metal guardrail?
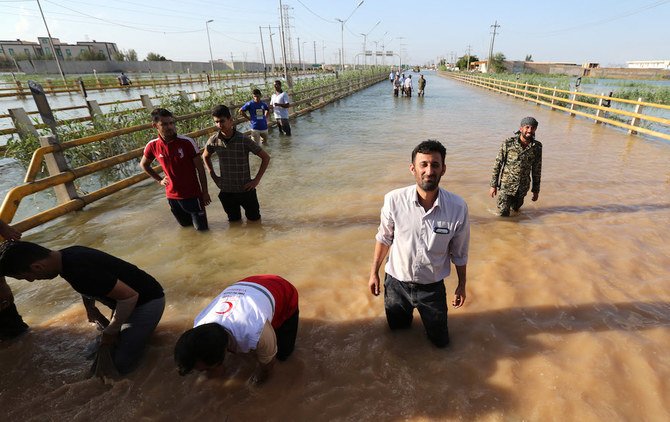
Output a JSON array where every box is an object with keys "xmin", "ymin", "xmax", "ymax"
[
  {"xmin": 0, "ymin": 70, "xmax": 315, "ymax": 98},
  {"xmin": 442, "ymin": 72, "xmax": 670, "ymax": 142},
  {"xmin": 0, "ymin": 72, "xmax": 387, "ymax": 235},
  {"xmin": 0, "ymin": 83, "xmax": 267, "ymax": 137}
]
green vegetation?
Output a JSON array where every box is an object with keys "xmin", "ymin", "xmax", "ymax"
[
  {"xmin": 612, "ymin": 87, "xmax": 670, "ymax": 105},
  {"xmin": 456, "ymin": 54, "xmax": 478, "ymax": 71},
  {"xmin": 3, "ymin": 70, "xmax": 382, "ymax": 192},
  {"xmin": 489, "ymin": 52, "xmax": 506, "ymax": 73},
  {"xmin": 145, "ymin": 52, "xmax": 168, "ymax": 61}
]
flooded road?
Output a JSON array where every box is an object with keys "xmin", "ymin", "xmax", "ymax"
[{"xmin": 2, "ymin": 71, "xmax": 670, "ymax": 421}]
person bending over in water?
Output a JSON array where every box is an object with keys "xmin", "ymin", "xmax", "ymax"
[
  {"xmin": 0, "ymin": 240, "xmax": 165, "ymax": 375},
  {"xmin": 174, "ymin": 274, "xmax": 299, "ymax": 385}
]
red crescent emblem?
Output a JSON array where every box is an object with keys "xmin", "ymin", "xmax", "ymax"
[{"xmin": 215, "ymin": 301, "xmax": 233, "ymax": 315}]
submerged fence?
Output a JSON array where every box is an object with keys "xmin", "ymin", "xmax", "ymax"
[
  {"xmin": 0, "ymin": 71, "xmax": 387, "ymax": 236},
  {"xmin": 443, "ymin": 72, "xmax": 670, "ymax": 142},
  {"xmin": 0, "ymin": 70, "xmax": 317, "ymax": 99}
]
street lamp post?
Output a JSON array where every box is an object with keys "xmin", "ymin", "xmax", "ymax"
[
  {"xmin": 360, "ymin": 20, "xmax": 380, "ymax": 69},
  {"xmin": 335, "ymin": 0, "xmax": 364, "ymax": 72},
  {"xmin": 206, "ymin": 19, "xmax": 214, "ymax": 73}
]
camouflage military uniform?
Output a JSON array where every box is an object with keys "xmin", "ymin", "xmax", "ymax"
[{"xmin": 490, "ymin": 134, "xmax": 542, "ymax": 216}]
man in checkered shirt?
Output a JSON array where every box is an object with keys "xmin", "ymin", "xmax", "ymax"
[{"xmin": 202, "ymin": 105, "xmax": 271, "ymax": 223}]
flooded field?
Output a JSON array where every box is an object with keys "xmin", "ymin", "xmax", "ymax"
[{"xmin": 1, "ymin": 71, "xmax": 670, "ymax": 421}]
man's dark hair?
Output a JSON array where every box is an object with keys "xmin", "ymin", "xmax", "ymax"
[
  {"xmin": 0, "ymin": 241, "xmax": 51, "ymax": 277},
  {"xmin": 151, "ymin": 108, "xmax": 173, "ymax": 123},
  {"xmin": 252, "ymin": 89, "xmax": 262, "ymax": 96},
  {"xmin": 211, "ymin": 104, "xmax": 232, "ymax": 119},
  {"xmin": 411, "ymin": 140, "xmax": 446, "ymax": 164},
  {"xmin": 174, "ymin": 323, "xmax": 229, "ymax": 376}
]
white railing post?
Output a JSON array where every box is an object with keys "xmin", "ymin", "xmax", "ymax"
[
  {"xmin": 550, "ymin": 87, "xmax": 557, "ymax": 110},
  {"xmin": 629, "ymin": 97, "xmax": 643, "ymax": 135},
  {"xmin": 594, "ymin": 93, "xmax": 604, "ymax": 123},
  {"xmin": 522, "ymin": 82, "xmax": 528, "ymax": 100}
]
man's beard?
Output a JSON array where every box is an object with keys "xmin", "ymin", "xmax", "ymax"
[
  {"xmin": 420, "ymin": 178, "xmax": 440, "ymax": 191},
  {"xmin": 521, "ymin": 133, "xmax": 535, "ymax": 142}
]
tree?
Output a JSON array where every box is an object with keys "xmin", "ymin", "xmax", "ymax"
[
  {"xmin": 525, "ymin": 54, "xmax": 533, "ymax": 62},
  {"xmin": 77, "ymin": 50, "xmax": 107, "ymax": 61},
  {"xmin": 112, "ymin": 51, "xmax": 125, "ymax": 61},
  {"xmin": 145, "ymin": 52, "xmax": 167, "ymax": 61},
  {"xmin": 490, "ymin": 52, "xmax": 507, "ymax": 73},
  {"xmin": 126, "ymin": 49, "xmax": 138, "ymax": 61},
  {"xmin": 456, "ymin": 54, "xmax": 478, "ymax": 71}
]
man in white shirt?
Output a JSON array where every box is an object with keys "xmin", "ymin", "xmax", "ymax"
[
  {"xmin": 368, "ymin": 140, "xmax": 470, "ymax": 347},
  {"xmin": 270, "ymin": 80, "xmax": 291, "ymax": 136},
  {"xmin": 403, "ymin": 74, "xmax": 413, "ymax": 97}
]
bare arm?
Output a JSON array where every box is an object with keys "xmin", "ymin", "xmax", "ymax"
[
  {"xmin": 193, "ymin": 154, "xmax": 211, "ymax": 205},
  {"xmin": 202, "ymin": 147, "xmax": 221, "ymax": 187},
  {"xmin": 243, "ymin": 149, "xmax": 271, "ymax": 191},
  {"xmin": 100, "ymin": 280, "xmax": 139, "ymax": 344},
  {"xmin": 368, "ymin": 242, "xmax": 390, "ymax": 296},
  {"xmin": 452, "ymin": 264, "xmax": 467, "ymax": 308},
  {"xmin": 81, "ymin": 295, "xmax": 109, "ymax": 329},
  {"xmin": 0, "ymin": 220, "xmax": 21, "ymax": 241},
  {"xmin": 139, "ymin": 155, "xmax": 168, "ymax": 186},
  {"xmin": 239, "ymin": 107, "xmax": 250, "ymax": 122}
]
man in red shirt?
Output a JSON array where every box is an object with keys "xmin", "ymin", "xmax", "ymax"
[{"xmin": 140, "ymin": 108, "xmax": 211, "ymax": 230}]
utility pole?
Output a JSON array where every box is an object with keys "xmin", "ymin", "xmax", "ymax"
[
  {"xmin": 278, "ymin": 0, "xmax": 291, "ymax": 86},
  {"xmin": 36, "ymin": 0, "xmax": 66, "ymax": 84},
  {"xmin": 313, "ymin": 41, "xmax": 317, "ymax": 66},
  {"xmin": 206, "ymin": 20, "xmax": 215, "ymax": 73},
  {"xmin": 259, "ymin": 26, "xmax": 268, "ymax": 79},
  {"xmin": 297, "ymin": 36, "xmax": 301, "ymax": 73},
  {"xmin": 488, "ymin": 20, "xmax": 500, "ymax": 72},
  {"xmin": 397, "ymin": 36, "xmax": 405, "ymax": 70},
  {"xmin": 465, "ymin": 45, "xmax": 471, "ymax": 72},
  {"xmin": 268, "ymin": 25, "xmax": 277, "ymax": 75}
]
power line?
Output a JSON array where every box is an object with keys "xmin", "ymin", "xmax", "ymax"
[
  {"xmin": 44, "ymin": 0, "xmax": 203, "ymax": 34},
  {"xmin": 294, "ymin": 0, "xmax": 332, "ymax": 23},
  {"xmin": 517, "ymin": 0, "xmax": 670, "ymax": 37}
]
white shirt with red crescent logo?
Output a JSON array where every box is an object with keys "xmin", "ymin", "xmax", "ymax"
[{"xmin": 193, "ymin": 282, "xmax": 275, "ymax": 353}]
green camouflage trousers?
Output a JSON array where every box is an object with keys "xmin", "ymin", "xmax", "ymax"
[{"xmin": 497, "ymin": 191, "xmax": 526, "ymax": 216}]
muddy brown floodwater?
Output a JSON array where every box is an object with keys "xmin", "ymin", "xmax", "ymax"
[{"xmin": 2, "ymin": 72, "xmax": 670, "ymax": 421}]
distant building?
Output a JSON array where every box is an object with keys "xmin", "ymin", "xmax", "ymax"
[
  {"xmin": 37, "ymin": 37, "xmax": 89, "ymax": 60},
  {"xmin": 76, "ymin": 40, "xmax": 120, "ymax": 60},
  {"xmin": 471, "ymin": 60, "xmax": 488, "ymax": 73},
  {"xmin": 0, "ymin": 37, "xmax": 119, "ymax": 61},
  {"xmin": 0, "ymin": 39, "xmax": 41, "ymax": 60},
  {"xmin": 626, "ymin": 60, "xmax": 670, "ymax": 70}
]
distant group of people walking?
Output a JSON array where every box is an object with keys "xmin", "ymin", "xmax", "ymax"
[
  {"xmin": 390, "ymin": 70, "xmax": 426, "ymax": 97},
  {"xmin": 0, "ymin": 70, "xmax": 543, "ymax": 393}
]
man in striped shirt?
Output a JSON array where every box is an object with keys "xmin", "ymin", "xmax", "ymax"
[{"xmin": 368, "ymin": 140, "xmax": 470, "ymax": 348}]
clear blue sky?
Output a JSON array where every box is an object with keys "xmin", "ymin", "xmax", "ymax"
[{"xmin": 1, "ymin": 0, "xmax": 669, "ymax": 67}]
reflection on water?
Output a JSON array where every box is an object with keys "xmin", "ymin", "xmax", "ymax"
[{"xmin": 2, "ymin": 72, "xmax": 670, "ymax": 420}]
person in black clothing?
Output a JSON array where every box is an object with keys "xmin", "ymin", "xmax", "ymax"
[
  {"xmin": 0, "ymin": 220, "xmax": 28, "ymax": 341},
  {"xmin": 0, "ymin": 241, "xmax": 165, "ymax": 375}
]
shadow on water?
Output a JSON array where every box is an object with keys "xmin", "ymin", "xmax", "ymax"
[
  {"xmin": 525, "ymin": 202, "xmax": 670, "ymax": 217},
  {"xmin": 2, "ymin": 301, "xmax": 669, "ymax": 421}
]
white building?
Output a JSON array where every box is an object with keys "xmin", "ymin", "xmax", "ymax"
[{"xmin": 626, "ymin": 60, "xmax": 670, "ymax": 70}]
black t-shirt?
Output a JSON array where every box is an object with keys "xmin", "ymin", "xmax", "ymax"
[{"xmin": 59, "ymin": 246, "xmax": 164, "ymax": 308}]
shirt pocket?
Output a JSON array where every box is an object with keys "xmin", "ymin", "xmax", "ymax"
[{"xmin": 427, "ymin": 220, "xmax": 454, "ymax": 253}]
